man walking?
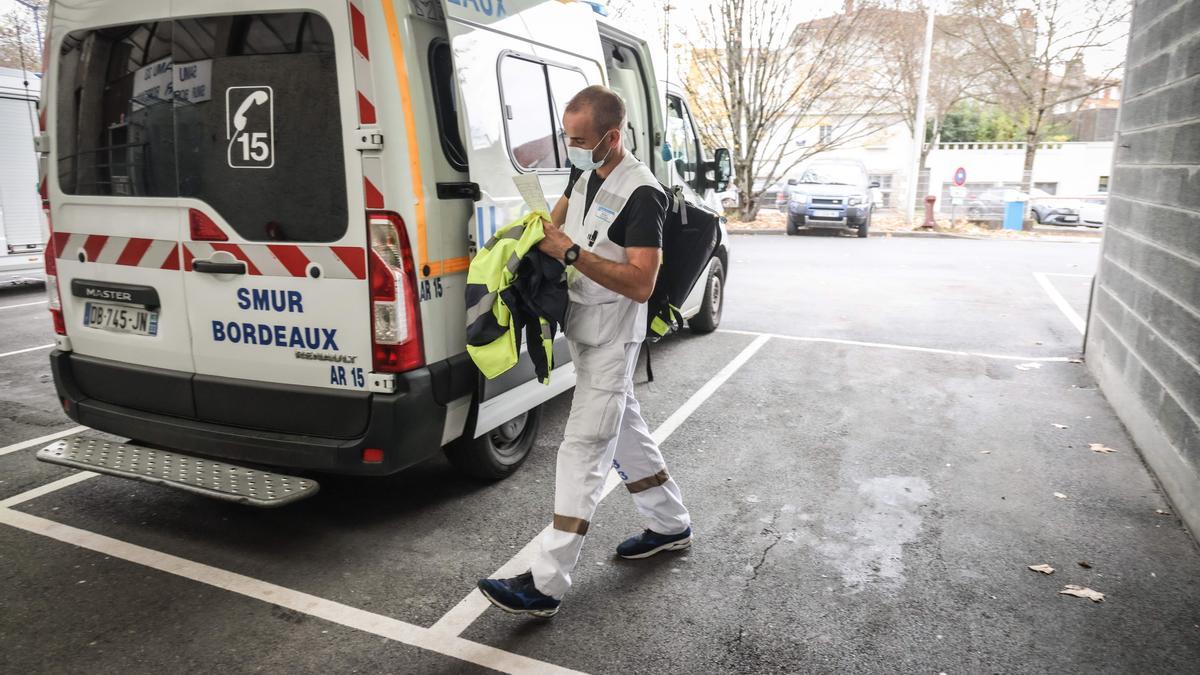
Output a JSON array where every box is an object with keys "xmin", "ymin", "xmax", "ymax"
[{"xmin": 478, "ymin": 86, "xmax": 692, "ymax": 617}]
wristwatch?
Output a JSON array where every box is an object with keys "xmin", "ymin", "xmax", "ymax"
[{"xmin": 563, "ymin": 244, "xmax": 581, "ymax": 266}]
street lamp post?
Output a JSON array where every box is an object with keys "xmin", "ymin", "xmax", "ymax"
[
  {"xmin": 12, "ymin": 0, "xmax": 45, "ymax": 62},
  {"xmin": 904, "ymin": 3, "xmax": 936, "ymax": 226}
]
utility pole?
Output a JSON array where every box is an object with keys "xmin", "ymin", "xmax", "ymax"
[
  {"xmin": 13, "ymin": 0, "xmax": 45, "ymax": 64},
  {"xmin": 904, "ymin": 3, "xmax": 936, "ymax": 225}
]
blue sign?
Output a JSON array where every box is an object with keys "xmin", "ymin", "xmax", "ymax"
[{"xmin": 954, "ymin": 167, "xmax": 966, "ymax": 186}]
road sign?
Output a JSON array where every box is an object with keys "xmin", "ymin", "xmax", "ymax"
[{"xmin": 953, "ymin": 167, "xmax": 966, "ymax": 186}]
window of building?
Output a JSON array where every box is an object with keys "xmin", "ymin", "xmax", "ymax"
[
  {"xmin": 868, "ymin": 173, "xmax": 893, "ymax": 207},
  {"xmin": 1098, "ymin": 176, "xmax": 1109, "ymax": 193},
  {"xmin": 498, "ymin": 54, "xmax": 586, "ymax": 171},
  {"xmin": 1034, "ymin": 182, "xmax": 1058, "ymax": 195},
  {"xmin": 819, "ymin": 124, "xmax": 833, "ymax": 144}
]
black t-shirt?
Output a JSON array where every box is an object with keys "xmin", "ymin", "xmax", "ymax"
[{"xmin": 564, "ymin": 166, "xmax": 665, "ymax": 248}]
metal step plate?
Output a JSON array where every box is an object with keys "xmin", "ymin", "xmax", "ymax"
[{"xmin": 37, "ymin": 436, "xmax": 319, "ymax": 507}]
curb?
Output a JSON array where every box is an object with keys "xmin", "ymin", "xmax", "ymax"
[{"xmin": 728, "ymin": 229, "xmax": 976, "ymax": 240}]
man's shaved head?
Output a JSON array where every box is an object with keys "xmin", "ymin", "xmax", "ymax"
[{"xmin": 564, "ymin": 85, "xmax": 625, "ymax": 136}]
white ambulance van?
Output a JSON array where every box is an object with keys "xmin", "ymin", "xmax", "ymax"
[
  {"xmin": 37, "ymin": 0, "xmax": 732, "ymax": 505},
  {"xmin": 0, "ymin": 67, "xmax": 44, "ymax": 284}
]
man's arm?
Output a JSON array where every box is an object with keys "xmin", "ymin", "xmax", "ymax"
[
  {"xmin": 573, "ymin": 246, "xmax": 659, "ymax": 303},
  {"xmin": 537, "ymin": 220, "xmax": 659, "ymax": 303},
  {"xmin": 550, "ymin": 195, "xmax": 568, "ymax": 229}
]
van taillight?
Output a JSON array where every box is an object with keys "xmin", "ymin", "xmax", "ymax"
[
  {"xmin": 43, "ymin": 214, "xmax": 65, "ymax": 335},
  {"xmin": 368, "ymin": 212, "xmax": 423, "ymax": 372}
]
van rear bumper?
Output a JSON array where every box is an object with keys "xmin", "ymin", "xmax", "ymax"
[{"xmin": 49, "ymin": 351, "xmax": 457, "ymax": 476}]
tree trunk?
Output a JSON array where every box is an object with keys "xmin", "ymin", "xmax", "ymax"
[
  {"xmin": 919, "ymin": 120, "xmax": 940, "ymax": 173},
  {"xmin": 1021, "ymin": 130, "xmax": 1037, "ymax": 193},
  {"xmin": 735, "ymin": 160, "xmax": 757, "ymax": 221}
]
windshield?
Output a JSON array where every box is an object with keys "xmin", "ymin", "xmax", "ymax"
[{"xmin": 796, "ymin": 163, "xmax": 864, "ymax": 186}]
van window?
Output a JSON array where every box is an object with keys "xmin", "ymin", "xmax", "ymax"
[
  {"xmin": 600, "ymin": 39, "xmax": 651, "ymax": 161},
  {"xmin": 665, "ymin": 95, "xmax": 700, "ymax": 189},
  {"xmin": 56, "ymin": 13, "xmax": 348, "ymax": 243},
  {"xmin": 429, "ymin": 40, "xmax": 468, "ymax": 172},
  {"xmin": 499, "ymin": 54, "xmax": 587, "ymax": 171}
]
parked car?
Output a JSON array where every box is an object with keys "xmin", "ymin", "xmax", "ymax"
[
  {"xmin": 1028, "ymin": 188, "xmax": 1081, "ymax": 225},
  {"xmin": 1079, "ymin": 195, "xmax": 1107, "ymax": 227},
  {"xmin": 965, "ymin": 187, "xmax": 1029, "ymax": 221},
  {"xmin": 781, "ymin": 159, "xmax": 878, "ymax": 237}
]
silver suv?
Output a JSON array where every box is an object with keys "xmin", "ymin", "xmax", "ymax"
[{"xmin": 778, "ymin": 159, "xmax": 877, "ymax": 238}]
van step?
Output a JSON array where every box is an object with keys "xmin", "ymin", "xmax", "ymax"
[{"xmin": 36, "ymin": 436, "xmax": 319, "ymax": 507}]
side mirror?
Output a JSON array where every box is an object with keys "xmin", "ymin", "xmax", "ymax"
[
  {"xmin": 869, "ymin": 181, "xmax": 880, "ymax": 189},
  {"xmin": 787, "ymin": 178, "xmax": 798, "ymax": 186},
  {"xmin": 710, "ymin": 147, "xmax": 733, "ymax": 191}
]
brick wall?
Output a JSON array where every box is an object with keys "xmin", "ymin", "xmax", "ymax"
[{"xmin": 1086, "ymin": 0, "xmax": 1200, "ymax": 535}]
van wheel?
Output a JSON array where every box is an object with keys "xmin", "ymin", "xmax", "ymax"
[
  {"xmin": 689, "ymin": 258, "xmax": 724, "ymax": 334},
  {"xmin": 444, "ymin": 406, "xmax": 542, "ymax": 481}
]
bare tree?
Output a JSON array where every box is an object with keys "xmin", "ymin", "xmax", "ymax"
[
  {"xmin": 686, "ymin": 0, "xmax": 900, "ymax": 220},
  {"xmin": 0, "ymin": 1, "xmax": 46, "ymax": 72},
  {"xmin": 875, "ymin": 2, "xmax": 997, "ymax": 171},
  {"xmin": 945, "ymin": 0, "xmax": 1129, "ymax": 190}
]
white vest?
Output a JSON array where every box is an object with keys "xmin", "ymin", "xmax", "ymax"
[{"xmin": 563, "ymin": 152, "xmax": 664, "ymax": 346}]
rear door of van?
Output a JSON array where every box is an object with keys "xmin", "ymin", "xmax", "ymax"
[{"xmin": 50, "ymin": 3, "xmax": 375, "ymax": 432}]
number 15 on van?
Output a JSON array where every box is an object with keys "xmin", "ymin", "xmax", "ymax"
[{"xmin": 226, "ymin": 85, "xmax": 275, "ymax": 169}]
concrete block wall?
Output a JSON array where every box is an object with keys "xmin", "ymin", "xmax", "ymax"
[{"xmin": 1086, "ymin": 0, "xmax": 1200, "ymax": 536}]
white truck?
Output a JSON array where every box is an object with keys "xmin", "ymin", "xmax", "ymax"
[
  {"xmin": 35, "ymin": 0, "xmax": 733, "ymax": 506},
  {"xmin": 0, "ymin": 66, "xmax": 44, "ymax": 284}
]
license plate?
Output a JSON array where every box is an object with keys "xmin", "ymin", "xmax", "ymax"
[
  {"xmin": 1062, "ymin": 215, "xmax": 1078, "ymax": 222},
  {"xmin": 83, "ymin": 302, "xmax": 158, "ymax": 336},
  {"xmin": 813, "ymin": 209, "xmax": 840, "ymax": 218}
]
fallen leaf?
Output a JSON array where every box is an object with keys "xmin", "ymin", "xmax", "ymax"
[
  {"xmin": 1078, "ymin": 561, "xmax": 1092, "ymax": 569},
  {"xmin": 1059, "ymin": 585, "xmax": 1105, "ymax": 602},
  {"xmin": 1015, "ymin": 362, "xmax": 1043, "ymax": 371},
  {"xmin": 980, "ymin": 450, "xmax": 991, "ymax": 454},
  {"xmin": 1028, "ymin": 564, "xmax": 1056, "ymax": 574},
  {"xmin": 1068, "ymin": 357, "xmax": 1084, "ymax": 364},
  {"xmin": 1089, "ymin": 443, "xmax": 1117, "ymax": 454},
  {"xmin": 1053, "ymin": 424, "xmax": 1069, "ymax": 429},
  {"xmin": 1054, "ymin": 492, "xmax": 1068, "ymax": 499},
  {"xmin": 1155, "ymin": 509, "xmax": 1172, "ymax": 516}
]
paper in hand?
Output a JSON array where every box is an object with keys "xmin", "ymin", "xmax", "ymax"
[{"xmin": 512, "ymin": 173, "xmax": 549, "ymax": 213}]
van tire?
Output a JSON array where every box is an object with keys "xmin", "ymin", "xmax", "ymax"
[
  {"xmin": 444, "ymin": 406, "xmax": 542, "ymax": 481},
  {"xmin": 689, "ymin": 258, "xmax": 724, "ymax": 334}
]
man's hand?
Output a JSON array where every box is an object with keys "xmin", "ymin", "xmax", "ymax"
[{"xmin": 537, "ymin": 219, "xmax": 574, "ymax": 261}]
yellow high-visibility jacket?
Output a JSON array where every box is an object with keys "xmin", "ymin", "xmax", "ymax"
[{"xmin": 465, "ymin": 210, "xmax": 559, "ymax": 383}]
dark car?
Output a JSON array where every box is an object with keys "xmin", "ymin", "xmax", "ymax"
[{"xmin": 780, "ymin": 160, "xmax": 877, "ymax": 238}]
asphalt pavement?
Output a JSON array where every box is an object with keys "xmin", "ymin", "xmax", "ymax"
[{"xmin": 2, "ymin": 235, "xmax": 1198, "ymax": 674}]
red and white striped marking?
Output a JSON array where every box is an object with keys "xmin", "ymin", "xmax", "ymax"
[
  {"xmin": 349, "ymin": 0, "xmax": 377, "ymax": 126},
  {"xmin": 54, "ymin": 233, "xmax": 180, "ymax": 270},
  {"xmin": 348, "ymin": 0, "xmax": 387, "ymax": 210},
  {"xmin": 52, "ymin": 233, "xmax": 364, "ymax": 280},
  {"xmin": 183, "ymin": 242, "xmax": 366, "ymax": 280}
]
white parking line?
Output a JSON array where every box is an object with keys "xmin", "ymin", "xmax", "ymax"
[
  {"xmin": 0, "ymin": 471, "xmax": 97, "ymax": 508},
  {"xmin": 0, "ymin": 343, "xmax": 54, "ymax": 359},
  {"xmin": 0, "ymin": 425, "xmax": 88, "ymax": 458},
  {"xmin": 0, "ymin": 506, "xmax": 583, "ymax": 674},
  {"xmin": 717, "ymin": 329, "xmax": 1075, "ymax": 362},
  {"xmin": 431, "ymin": 334, "xmax": 774, "ymax": 636},
  {"xmin": 1033, "ymin": 272, "xmax": 1087, "ymax": 335},
  {"xmin": 0, "ymin": 300, "xmax": 47, "ymax": 310}
]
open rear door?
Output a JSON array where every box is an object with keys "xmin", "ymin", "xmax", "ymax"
[{"xmin": 438, "ymin": 0, "xmax": 606, "ymax": 434}]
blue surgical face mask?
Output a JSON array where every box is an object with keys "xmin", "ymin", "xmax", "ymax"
[{"xmin": 567, "ymin": 130, "xmax": 613, "ymax": 171}]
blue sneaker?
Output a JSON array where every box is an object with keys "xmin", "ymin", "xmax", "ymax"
[
  {"xmin": 477, "ymin": 572, "xmax": 561, "ymax": 618},
  {"xmin": 616, "ymin": 527, "xmax": 692, "ymax": 559}
]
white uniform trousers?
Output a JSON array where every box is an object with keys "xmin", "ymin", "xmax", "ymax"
[{"xmin": 529, "ymin": 339, "xmax": 691, "ymax": 599}]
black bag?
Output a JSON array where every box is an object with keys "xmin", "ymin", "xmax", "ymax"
[{"xmin": 646, "ymin": 185, "xmax": 722, "ymax": 340}]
